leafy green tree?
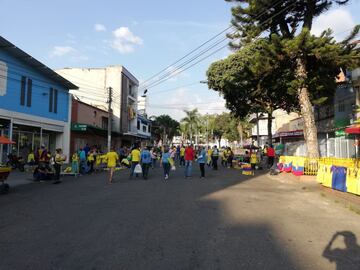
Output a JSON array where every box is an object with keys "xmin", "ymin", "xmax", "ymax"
[
  {"xmin": 181, "ymin": 109, "xmax": 201, "ymax": 143},
  {"xmin": 207, "ymin": 37, "xmax": 297, "ymax": 143},
  {"xmin": 225, "ymin": 0, "xmax": 360, "ymax": 157},
  {"xmin": 151, "ymin": 115, "xmax": 180, "ymax": 144}
]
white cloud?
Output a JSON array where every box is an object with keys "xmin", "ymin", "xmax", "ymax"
[
  {"xmin": 111, "ymin": 27, "xmax": 143, "ymax": 54},
  {"xmin": 312, "ymin": 8, "xmax": 355, "ymax": 40},
  {"xmin": 49, "ymin": 46, "xmax": 88, "ymax": 62},
  {"xmin": 50, "ymin": 46, "xmax": 76, "ymax": 57},
  {"xmin": 94, "ymin": 23, "xmax": 107, "ymax": 32}
]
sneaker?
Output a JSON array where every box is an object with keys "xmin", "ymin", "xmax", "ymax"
[{"xmin": 165, "ymin": 175, "xmax": 169, "ymax": 180}]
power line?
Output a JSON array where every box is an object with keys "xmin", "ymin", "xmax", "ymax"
[
  {"xmin": 139, "ymin": 34, "xmax": 233, "ymax": 90},
  {"xmin": 147, "ymin": 81, "xmax": 201, "ymax": 95},
  {"xmin": 139, "ymin": 25, "xmax": 234, "ymax": 88},
  {"xmin": 139, "ymin": 0, "xmax": 294, "ymax": 92}
]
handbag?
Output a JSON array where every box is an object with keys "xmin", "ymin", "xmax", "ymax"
[
  {"xmin": 171, "ymin": 165, "xmax": 176, "ymax": 171},
  {"xmin": 134, "ymin": 164, "xmax": 142, "ymax": 174}
]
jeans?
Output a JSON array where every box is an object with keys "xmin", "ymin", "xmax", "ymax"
[
  {"xmin": 54, "ymin": 163, "xmax": 61, "ymax": 180},
  {"xmin": 199, "ymin": 163, "xmax": 205, "ymax": 177},
  {"xmin": 152, "ymin": 158, "xmax": 157, "ymax": 168},
  {"xmin": 180, "ymin": 156, "xmax": 185, "ymax": 166},
  {"xmin": 185, "ymin": 160, "xmax": 192, "ymax": 177},
  {"xmin": 130, "ymin": 161, "xmax": 139, "ymax": 177},
  {"xmin": 212, "ymin": 156, "xmax": 218, "ymax": 170},
  {"xmin": 142, "ymin": 163, "xmax": 150, "ymax": 179},
  {"xmin": 163, "ymin": 163, "xmax": 171, "ymax": 177}
]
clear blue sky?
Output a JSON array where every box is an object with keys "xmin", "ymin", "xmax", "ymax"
[{"xmin": 1, "ymin": 0, "xmax": 360, "ymax": 120}]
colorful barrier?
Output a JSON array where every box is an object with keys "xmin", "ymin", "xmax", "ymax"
[{"xmin": 279, "ymin": 156, "xmax": 360, "ymax": 196}]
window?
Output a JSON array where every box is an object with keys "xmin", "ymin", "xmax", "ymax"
[
  {"xmin": 101, "ymin": 117, "xmax": 108, "ymax": 130},
  {"xmin": 338, "ymin": 101, "xmax": 345, "ymax": 112},
  {"xmin": 137, "ymin": 120, "xmax": 140, "ymax": 130},
  {"xmin": 143, "ymin": 125, "xmax": 147, "ymax": 133},
  {"xmin": 49, "ymin": 88, "xmax": 58, "ymax": 113},
  {"xmin": 20, "ymin": 76, "xmax": 26, "ymax": 105},
  {"xmin": 0, "ymin": 61, "xmax": 8, "ymax": 96},
  {"xmin": 54, "ymin": 89, "xmax": 58, "ymax": 113},
  {"xmin": 26, "ymin": 78, "xmax": 32, "ymax": 107},
  {"xmin": 49, "ymin": 88, "xmax": 53, "ymax": 112}
]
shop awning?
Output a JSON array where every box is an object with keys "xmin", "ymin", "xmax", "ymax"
[
  {"xmin": 345, "ymin": 125, "xmax": 360, "ymax": 134},
  {"xmin": 0, "ymin": 136, "xmax": 15, "ymax": 144}
]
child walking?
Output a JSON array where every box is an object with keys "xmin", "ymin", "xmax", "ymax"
[
  {"xmin": 161, "ymin": 147, "xmax": 171, "ymax": 180},
  {"xmin": 250, "ymin": 150, "xmax": 258, "ymax": 175}
]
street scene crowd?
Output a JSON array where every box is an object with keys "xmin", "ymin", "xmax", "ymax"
[{"xmin": 11, "ymin": 141, "xmax": 283, "ymax": 185}]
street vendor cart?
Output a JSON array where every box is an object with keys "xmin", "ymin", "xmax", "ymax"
[{"xmin": 0, "ymin": 136, "xmax": 15, "ymax": 194}]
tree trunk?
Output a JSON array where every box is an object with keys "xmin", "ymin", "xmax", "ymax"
[
  {"xmin": 295, "ymin": 57, "xmax": 319, "ymax": 158},
  {"xmin": 237, "ymin": 123, "xmax": 243, "ymax": 146},
  {"xmin": 218, "ymin": 136, "xmax": 222, "ymax": 148},
  {"xmin": 267, "ymin": 112, "xmax": 273, "ymax": 145}
]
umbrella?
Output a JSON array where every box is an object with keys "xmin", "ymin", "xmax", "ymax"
[
  {"xmin": 0, "ymin": 136, "xmax": 15, "ymax": 144},
  {"xmin": 345, "ymin": 125, "xmax": 360, "ymax": 134}
]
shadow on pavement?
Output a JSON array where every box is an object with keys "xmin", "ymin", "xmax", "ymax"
[
  {"xmin": 0, "ymin": 166, "xmax": 300, "ymax": 269},
  {"xmin": 323, "ymin": 231, "xmax": 360, "ymax": 269}
]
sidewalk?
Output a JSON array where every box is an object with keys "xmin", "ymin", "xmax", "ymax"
[
  {"xmin": 4, "ymin": 170, "xmax": 34, "ymax": 188},
  {"xmin": 277, "ymin": 171, "xmax": 360, "ymax": 214}
]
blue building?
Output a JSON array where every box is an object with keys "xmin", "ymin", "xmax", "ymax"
[{"xmin": 0, "ymin": 36, "xmax": 78, "ymax": 163}]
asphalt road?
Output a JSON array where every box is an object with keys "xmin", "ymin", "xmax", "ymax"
[{"xmin": 1, "ymin": 164, "xmax": 360, "ymax": 270}]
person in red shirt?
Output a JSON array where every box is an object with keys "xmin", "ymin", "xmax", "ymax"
[
  {"xmin": 184, "ymin": 144, "xmax": 195, "ymax": 178},
  {"xmin": 267, "ymin": 145, "xmax": 275, "ymax": 168}
]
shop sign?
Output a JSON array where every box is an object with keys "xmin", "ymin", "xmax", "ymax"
[
  {"xmin": 275, "ymin": 130, "xmax": 303, "ymax": 138},
  {"xmin": 335, "ymin": 129, "xmax": 346, "ymax": 137},
  {"xmin": 72, "ymin": 123, "xmax": 87, "ymax": 131}
]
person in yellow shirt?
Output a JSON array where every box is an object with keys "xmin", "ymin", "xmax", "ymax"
[
  {"xmin": 130, "ymin": 144, "xmax": 141, "ymax": 179},
  {"xmin": 87, "ymin": 150, "xmax": 95, "ymax": 173},
  {"xmin": 250, "ymin": 150, "xmax": 258, "ymax": 175},
  {"xmin": 179, "ymin": 145, "xmax": 185, "ymax": 166},
  {"xmin": 105, "ymin": 147, "xmax": 119, "ymax": 184},
  {"xmin": 71, "ymin": 152, "xmax": 79, "ymax": 173},
  {"xmin": 27, "ymin": 150, "xmax": 35, "ymax": 165},
  {"xmin": 206, "ymin": 146, "xmax": 212, "ymax": 167}
]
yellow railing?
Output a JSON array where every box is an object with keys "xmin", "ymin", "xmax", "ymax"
[{"xmin": 279, "ymin": 156, "xmax": 360, "ymax": 195}]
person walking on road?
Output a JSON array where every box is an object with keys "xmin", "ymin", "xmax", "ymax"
[
  {"xmin": 105, "ymin": 147, "xmax": 119, "ymax": 184},
  {"xmin": 211, "ymin": 145, "xmax": 219, "ymax": 170},
  {"xmin": 161, "ymin": 146, "xmax": 171, "ymax": 180},
  {"xmin": 179, "ymin": 145, "xmax": 185, "ymax": 166},
  {"xmin": 130, "ymin": 144, "xmax": 141, "ymax": 179},
  {"xmin": 267, "ymin": 145, "xmax": 275, "ymax": 168},
  {"xmin": 197, "ymin": 146, "xmax": 207, "ymax": 179},
  {"xmin": 207, "ymin": 146, "xmax": 212, "ymax": 167},
  {"xmin": 184, "ymin": 144, "xmax": 195, "ymax": 178},
  {"xmin": 250, "ymin": 150, "xmax": 258, "ymax": 175},
  {"xmin": 53, "ymin": 148, "xmax": 66, "ymax": 184},
  {"xmin": 141, "ymin": 146, "xmax": 152, "ymax": 180},
  {"xmin": 150, "ymin": 147, "xmax": 158, "ymax": 169}
]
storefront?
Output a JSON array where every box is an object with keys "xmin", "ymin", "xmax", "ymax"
[{"xmin": 0, "ymin": 115, "xmax": 70, "ymax": 163}]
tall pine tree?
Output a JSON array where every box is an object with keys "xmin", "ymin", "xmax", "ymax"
[{"xmin": 225, "ymin": 0, "xmax": 359, "ymax": 158}]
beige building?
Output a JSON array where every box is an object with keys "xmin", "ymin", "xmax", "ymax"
[{"xmin": 56, "ymin": 66, "xmax": 140, "ymax": 145}]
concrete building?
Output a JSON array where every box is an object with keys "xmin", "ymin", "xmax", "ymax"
[
  {"xmin": 136, "ymin": 113, "xmax": 152, "ymax": 147},
  {"xmin": 0, "ymin": 36, "xmax": 77, "ymax": 163},
  {"xmin": 70, "ymin": 98, "xmax": 111, "ymax": 154},
  {"xmin": 249, "ymin": 110, "xmax": 299, "ymax": 147},
  {"xmin": 56, "ymin": 66, "xmax": 140, "ymax": 146}
]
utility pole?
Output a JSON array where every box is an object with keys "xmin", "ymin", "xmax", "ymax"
[
  {"xmin": 256, "ymin": 112, "xmax": 260, "ymax": 146},
  {"xmin": 107, "ymin": 87, "xmax": 113, "ymax": 152}
]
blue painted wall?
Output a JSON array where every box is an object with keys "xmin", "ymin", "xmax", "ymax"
[{"xmin": 0, "ymin": 49, "xmax": 69, "ymax": 122}]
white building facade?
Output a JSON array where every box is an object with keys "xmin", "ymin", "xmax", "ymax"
[{"xmin": 56, "ymin": 66, "xmax": 140, "ymax": 145}]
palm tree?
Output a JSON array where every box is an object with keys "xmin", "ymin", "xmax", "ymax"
[{"xmin": 181, "ymin": 109, "xmax": 200, "ymax": 144}]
